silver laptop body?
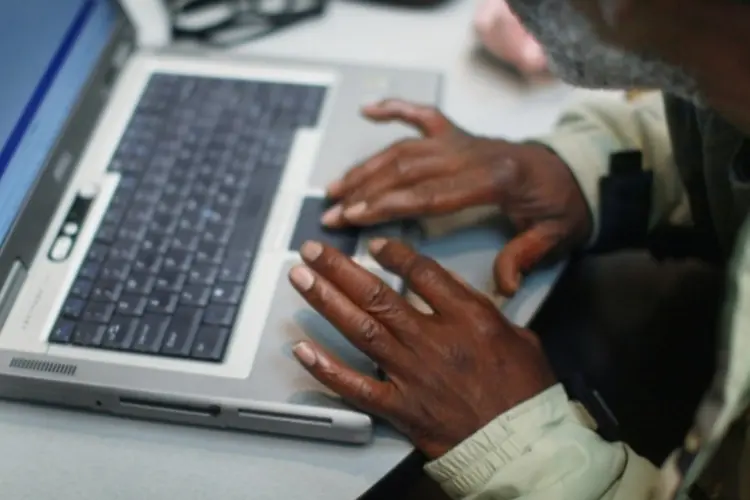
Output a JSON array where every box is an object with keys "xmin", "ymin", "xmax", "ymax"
[{"xmin": 0, "ymin": 0, "xmax": 441, "ymax": 444}]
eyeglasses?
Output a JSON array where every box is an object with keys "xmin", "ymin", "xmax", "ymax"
[{"xmin": 170, "ymin": 0, "xmax": 328, "ymax": 46}]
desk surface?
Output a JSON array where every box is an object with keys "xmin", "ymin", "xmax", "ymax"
[{"xmin": 1, "ymin": 1, "xmax": 606, "ymax": 499}]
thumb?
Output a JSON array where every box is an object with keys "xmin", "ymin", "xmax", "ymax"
[
  {"xmin": 361, "ymin": 99, "xmax": 453, "ymax": 137},
  {"xmin": 493, "ymin": 223, "xmax": 563, "ymax": 296}
]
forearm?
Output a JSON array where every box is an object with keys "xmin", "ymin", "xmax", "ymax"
[{"xmin": 425, "ymin": 384, "xmax": 660, "ymax": 499}]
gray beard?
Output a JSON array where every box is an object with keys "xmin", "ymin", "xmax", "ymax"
[{"xmin": 505, "ymin": 0, "xmax": 702, "ymax": 103}]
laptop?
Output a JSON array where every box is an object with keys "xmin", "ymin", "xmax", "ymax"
[{"xmin": 0, "ymin": 0, "xmax": 441, "ymax": 444}]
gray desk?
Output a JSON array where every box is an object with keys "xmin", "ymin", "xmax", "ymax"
[{"xmin": 0, "ymin": 2, "xmax": 597, "ymax": 498}]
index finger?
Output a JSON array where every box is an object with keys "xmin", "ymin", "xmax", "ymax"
[{"xmin": 326, "ymin": 139, "xmax": 429, "ymax": 200}]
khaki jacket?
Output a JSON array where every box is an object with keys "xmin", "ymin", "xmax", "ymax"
[{"xmin": 423, "ymin": 93, "xmax": 750, "ymax": 499}]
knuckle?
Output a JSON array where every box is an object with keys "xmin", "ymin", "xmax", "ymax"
[
  {"xmin": 390, "ymin": 138, "xmax": 412, "ymax": 156},
  {"xmin": 352, "ymin": 377, "xmax": 377, "ymax": 404},
  {"xmin": 362, "ymin": 281, "xmax": 392, "ymax": 312},
  {"xmin": 355, "ymin": 316, "xmax": 381, "ymax": 344},
  {"xmin": 401, "ymin": 254, "xmax": 439, "ymax": 286},
  {"xmin": 470, "ymin": 307, "xmax": 503, "ymax": 336},
  {"xmin": 411, "ymin": 183, "xmax": 439, "ymax": 209}
]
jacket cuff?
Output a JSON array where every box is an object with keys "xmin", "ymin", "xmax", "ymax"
[
  {"xmin": 424, "ymin": 384, "xmax": 586, "ymax": 498},
  {"xmin": 533, "ymin": 133, "xmax": 619, "ymax": 247}
]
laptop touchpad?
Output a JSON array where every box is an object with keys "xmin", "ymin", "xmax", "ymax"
[{"xmin": 289, "ymin": 197, "xmax": 360, "ymax": 255}]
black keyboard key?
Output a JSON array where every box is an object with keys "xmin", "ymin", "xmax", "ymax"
[
  {"xmin": 125, "ymin": 272, "xmax": 156, "ymax": 295},
  {"xmin": 87, "ymin": 243, "xmax": 109, "ymax": 262},
  {"xmin": 100, "ymin": 259, "xmax": 131, "ymax": 280},
  {"xmin": 133, "ymin": 187, "xmax": 161, "ymax": 206},
  {"xmin": 91, "ymin": 279, "xmax": 124, "ymax": 302},
  {"xmin": 180, "ymin": 284, "xmax": 211, "ymax": 306},
  {"xmin": 103, "ymin": 206, "xmax": 128, "ymax": 226},
  {"xmin": 154, "ymin": 270, "xmax": 186, "ymax": 293},
  {"xmin": 142, "ymin": 231, "xmax": 170, "ymax": 253},
  {"xmin": 109, "ymin": 240, "xmax": 139, "ymax": 261},
  {"xmin": 203, "ymin": 304, "xmax": 236, "ymax": 327},
  {"xmin": 61, "ymin": 297, "xmax": 86, "ymax": 319},
  {"xmin": 72, "ymin": 322, "xmax": 107, "ymax": 346},
  {"xmin": 191, "ymin": 326, "xmax": 230, "ymax": 361},
  {"xmin": 82, "ymin": 302, "xmax": 116, "ymax": 323},
  {"xmin": 70, "ymin": 278, "xmax": 93, "ymax": 299},
  {"xmin": 133, "ymin": 249, "xmax": 163, "ymax": 274},
  {"xmin": 161, "ymin": 307, "xmax": 203, "ymax": 357},
  {"xmin": 102, "ymin": 316, "xmax": 139, "ymax": 350},
  {"xmin": 188, "ymin": 263, "xmax": 219, "ymax": 286},
  {"xmin": 49, "ymin": 319, "xmax": 75, "ymax": 344},
  {"xmin": 132, "ymin": 314, "xmax": 170, "ymax": 353},
  {"xmin": 151, "ymin": 212, "xmax": 179, "ymax": 234},
  {"xmin": 118, "ymin": 220, "xmax": 148, "ymax": 241},
  {"xmin": 218, "ymin": 256, "xmax": 251, "ymax": 283},
  {"xmin": 78, "ymin": 260, "xmax": 101, "ymax": 280},
  {"xmin": 171, "ymin": 229, "xmax": 200, "ymax": 252},
  {"xmin": 95, "ymin": 223, "xmax": 118, "ymax": 244},
  {"xmin": 116, "ymin": 294, "xmax": 148, "ymax": 316},
  {"xmin": 146, "ymin": 291, "xmax": 179, "ymax": 314},
  {"xmin": 211, "ymin": 283, "xmax": 243, "ymax": 305},
  {"xmin": 162, "ymin": 249, "xmax": 193, "ymax": 272},
  {"xmin": 202, "ymin": 222, "xmax": 232, "ymax": 244},
  {"xmin": 195, "ymin": 241, "xmax": 224, "ymax": 265}
]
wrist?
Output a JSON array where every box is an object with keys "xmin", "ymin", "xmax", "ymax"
[{"xmin": 424, "ymin": 384, "xmax": 592, "ymax": 498}]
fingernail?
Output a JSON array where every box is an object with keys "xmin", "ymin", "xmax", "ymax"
[
  {"xmin": 299, "ymin": 241, "xmax": 323, "ymax": 262},
  {"xmin": 293, "ymin": 342, "xmax": 317, "ymax": 367},
  {"xmin": 343, "ymin": 201, "xmax": 367, "ymax": 219},
  {"xmin": 289, "ymin": 265, "xmax": 315, "ymax": 291},
  {"xmin": 326, "ymin": 180, "xmax": 344, "ymax": 196},
  {"xmin": 300, "ymin": 241, "xmax": 323, "ymax": 261},
  {"xmin": 321, "ymin": 204, "xmax": 342, "ymax": 226},
  {"xmin": 369, "ymin": 238, "xmax": 387, "ymax": 254}
]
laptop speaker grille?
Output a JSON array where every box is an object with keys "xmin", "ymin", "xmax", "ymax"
[{"xmin": 9, "ymin": 358, "xmax": 77, "ymax": 376}]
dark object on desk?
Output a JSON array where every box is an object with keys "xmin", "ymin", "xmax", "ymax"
[
  {"xmin": 289, "ymin": 197, "xmax": 361, "ymax": 256},
  {"xmin": 358, "ymin": 0, "xmax": 448, "ymax": 7},
  {"xmin": 169, "ymin": 0, "xmax": 328, "ymax": 46}
]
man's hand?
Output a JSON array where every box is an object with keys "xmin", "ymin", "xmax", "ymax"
[
  {"xmin": 288, "ymin": 239, "xmax": 556, "ymax": 459},
  {"xmin": 322, "ymin": 99, "xmax": 592, "ymax": 295}
]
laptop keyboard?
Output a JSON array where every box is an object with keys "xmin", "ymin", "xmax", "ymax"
[{"xmin": 48, "ymin": 73, "xmax": 326, "ymax": 362}]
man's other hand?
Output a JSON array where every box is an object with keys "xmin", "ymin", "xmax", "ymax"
[
  {"xmin": 322, "ymin": 99, "xmax": 592, "ymax": 295},
  {"xmin": 288, "ymin": 239, "xmax": 556, "ymax": 459}
]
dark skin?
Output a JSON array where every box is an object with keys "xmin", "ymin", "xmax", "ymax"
[
  {"xmin": 289, "ymin": 239, "xmax": 556, "ymax": 458},
  {"xmin": 321, "ymin": 99, "xmax": 592, "ymax": 295},
  {"xmin": 570, "ymin": 0, "xmax": 750, "ymax": 135}
]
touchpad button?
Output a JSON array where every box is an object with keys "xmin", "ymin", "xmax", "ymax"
[{"xmin": 288, "ymin": 197, "xmax": 360, "ymax": 255}]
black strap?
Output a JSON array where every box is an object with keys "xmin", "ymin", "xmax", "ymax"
[
  {"xmin": 591, "ymin": 150, "xmax": 653, "ymax": 254},
  {"xmin": 171, "ymin": 0, "xmax": 327, "ymax": 46}
]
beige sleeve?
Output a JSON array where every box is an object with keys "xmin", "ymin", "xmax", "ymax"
[
  {"xmin": 424, "ymin": 384, "xmax": 662, "ymax": 500},
  {"xmin": 419, "ymin": 92, "xmax": 688, "ymax": 242},
  {"xmin": 537, "ymin": 92, "xmax": 689, "ymax": 244}
]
